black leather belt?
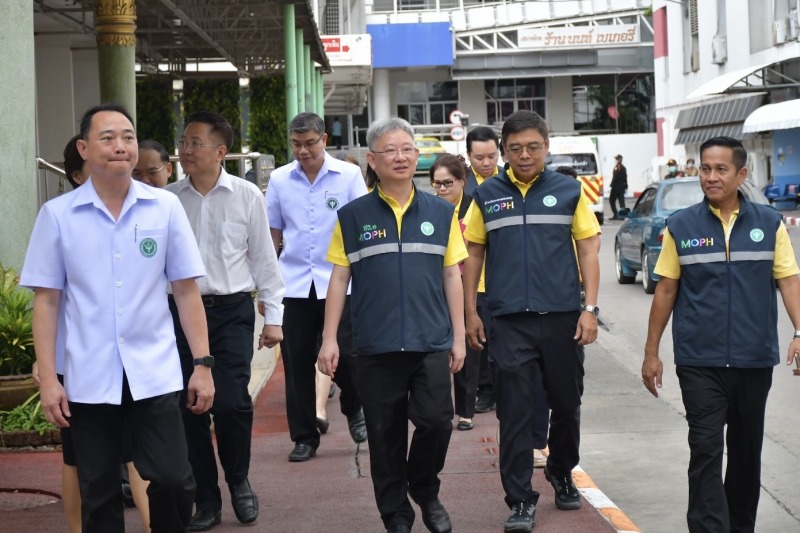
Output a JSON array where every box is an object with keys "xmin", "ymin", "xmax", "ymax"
[{"xmin": 200, "ymin": 292, "xmax": 249, "ymax": 308}]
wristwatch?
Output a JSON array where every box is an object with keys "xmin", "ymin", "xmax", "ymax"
[
  {"xmin": 193, "ymin": 355, "xmax": 215, "ymax": 368},
  {"xmin": 793, "ymin": 330, "xmax": 800, "ymax": 339},
  {"xmin": 581, "ymin": 304, "xmax": 600, "ymax": 317}
]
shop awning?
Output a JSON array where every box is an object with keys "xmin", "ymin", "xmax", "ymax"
[
  {"xmin": 742, "ymin": 99, "xmax": 800, "ymax": 133},
  {"xmin": 674, "ymin": 93, "xmax": 765, "ymax": 145},
  {"xmin": 686, "ymin": 62, "xmax": 772, "ymax": 100}
]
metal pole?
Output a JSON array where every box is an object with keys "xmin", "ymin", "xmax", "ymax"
[{"xmin": 283, "ymin": 5, "xmax": 298, "ymax": 159}]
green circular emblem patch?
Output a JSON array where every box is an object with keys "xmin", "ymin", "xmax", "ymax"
[
  {"xmin": 420, "ymin": 222, "xmax": 435, "ymax": 236},
  {"xmin": 543, "ymin": 195, "xmax": 557, "ymax": 207},
  {"xmin": 139, "ymin": 237, "xmax": 157, "ymax": 258},
  {"xmin": 326, "ymin": 197, "xmax": 340, "ymax": 210},
  {"xmin": 750, "ymin": 228, "xmax": 764, "ymax": 242}
]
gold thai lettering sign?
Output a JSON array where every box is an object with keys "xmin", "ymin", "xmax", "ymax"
[{"xmin": 518, "ymin": 25, "xmax": 640, "ymax": 50}]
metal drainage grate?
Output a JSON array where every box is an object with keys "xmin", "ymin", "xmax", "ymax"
[{"xmin": 0, "ymin": 488, "xmax": 61, "ymax": 511}]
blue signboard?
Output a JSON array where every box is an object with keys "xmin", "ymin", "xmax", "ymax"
[{"xmin": 367, "ymin": 22, "xmax": 454, "ymax": 68}]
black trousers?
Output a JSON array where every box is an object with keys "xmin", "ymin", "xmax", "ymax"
[
  {"xmin": 281, "ymin": 285, "xmax": 360, "ymax": 449},
  {"xmin": 476, "ymin": 296, "xmax": 495, "ymax": 399},
  {"xmin": 69, "ymin": 376, "xmax": 195, "ymax": 533},
  {"xmin": 609, "ymin": 188, "xmax": 626, "ymax": 217},
  {"xmin": 358, "ymin": 351, "xmax": 454, "ymax": 529},
  {"xmin": 676, "ymin": 365, "xmax": 772, "ymax": 533},
  {"xmin": 492, "ymin": 311, "xmax": 584, "ymax": 506},
  {"xmin": 453, "ymin": 342, "xmax": 481, "ymax": 418},
  {"xmin": 170, "ymin": 294, "xmax": 255, "ymax": 513}
]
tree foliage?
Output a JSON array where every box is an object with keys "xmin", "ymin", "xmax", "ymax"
[{"xmin": 249, "ymin": 75, "xmax": 288, "ymax": 167}]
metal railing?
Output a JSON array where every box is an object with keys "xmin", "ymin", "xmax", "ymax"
[{"xmin": 36, "ymin": 152, "xmax": 276, "ymax": 208}]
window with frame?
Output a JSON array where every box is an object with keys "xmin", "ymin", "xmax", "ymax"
[
  {"xmin": 397, "ymin": 81, "xmax": 459, "ymax": 125},
  {"xmin": 484, "ymin": 79, "xmax": 547, "ymax": 124}
]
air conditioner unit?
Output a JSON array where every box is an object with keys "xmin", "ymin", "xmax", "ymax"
[
  {"xmin": 773, "ymin": 18, "xmax": 788, "ymax": 45},
  {"xmin": 711, "ymin": 34, "xmax": 727, "ymax": 65}
]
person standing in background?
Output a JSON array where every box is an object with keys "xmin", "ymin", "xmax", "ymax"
[
  {"xmin": 331, "ymin": 116, "xmax": 343, "ymax": 147},
  {"xmin": 683, "ymin": 158, "xmax": 699, "ymax": 177},
  {"xmin": 609, "ymin": 154, "xmax": 627, "ymax": 220}
]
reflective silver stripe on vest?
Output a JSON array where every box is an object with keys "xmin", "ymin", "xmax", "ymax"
[
  {"xmin": 729, "ymin": 251, "xmax": 775, "ymax": 262},
  {"xmin": 525, "ymin": 214, "xmax": 573, "ymax": 225},
  {"xmin": 678, "ymin": 252, "xmax": 728, "ymax": 265},
  {"xmin": 348, "ymin": 243, "xmax": 399, "ymax": 264},
  {"xmin": 485, "ymin": 215, "xmax": 524, "ymax": 232},
  {"xmin": 402, "ymin": 243, "xmax": 447, "ymax": 256}
]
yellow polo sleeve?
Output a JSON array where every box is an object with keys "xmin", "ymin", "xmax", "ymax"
[
  {"xmin": 774, "ymin": 222, "xmax": 800, "ymax": 278},
  {"xmin": 654, "ymin": 228, "xmax": 681, "ymax": 279},
  {"xmin": 444, "ymin": 208, "xmax": 469, "ymax": 266},
  {"xmin": 573, "ymin": 191, "xmax": 600, "ymax": 241},
  {"xmin": 464, "ymin": 199, "xmax": 487, "ymax": 244},
  {"xmin": 326, "ymin": 221, "xmax": 349, "ymax": 266}
]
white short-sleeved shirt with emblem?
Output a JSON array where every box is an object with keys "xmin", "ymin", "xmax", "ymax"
[
  {"xmin": 20, "ymin": 179, "xmax": 205, "ymax": 404},
  {"xmin": 265, "ymin": 152, "xmax": 367, "ymax": 298}
]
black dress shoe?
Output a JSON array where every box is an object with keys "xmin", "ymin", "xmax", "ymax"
[
  {"xmin": 288, "ymin": 443, "xmax": 317, "ymax": 462},
  {"xmin": 347, "ymin": 409, "xmax": 368, "ymax": 443},
  {"xmin": 474, "ymin": 396, "xmax": 496, "ymax": 413},
  {"xmin": 187, "ymin": 510, "xmax": 222, "ymax": 532},
  {"xmin": 416, "ymin": 498, "xmax": 452, "ymax": 533},
  {"xmin": 315, "ymin": 417, "xmax": 330, "ymax": 434},
  {"xmin": 229, "ymin": 478, "xmax": 258, "ymax": 524}
]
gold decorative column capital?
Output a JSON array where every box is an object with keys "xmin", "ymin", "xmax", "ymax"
[{"xmin": 95, "ymin": 0, "xmax": 137, "ymax": 47}]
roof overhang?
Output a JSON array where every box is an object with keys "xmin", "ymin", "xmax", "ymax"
[
  {"xmin": 742, "ymin": 99, "xmax": 800, "ymax": 133},
  {"xmin": 685, "ymin": 62, "xmax": 773, "ymax": 100},
  {"xmin": 675, "ymin": 93, "xmax": 766, "ymax": 145}
]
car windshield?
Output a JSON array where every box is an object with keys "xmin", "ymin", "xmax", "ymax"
[
  {"xmin": 545, "ymin": 154, "xmax": 598, "ymax": 175},
  {"xmin": 416, "ymin": 140, "xmax": 441, "ymax": 149},
  {"xmin": 660, "ymin": 181, "xmax": 704, "ymax": 213}
]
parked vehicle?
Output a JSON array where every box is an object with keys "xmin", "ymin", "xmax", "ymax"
[
  {"xmin": 547, "ymin": 136, "xmax": 604, "ymax": 225},
  {"xmin": 614, "ymin": 177, "xmax": 771, "ymax": 294},
  {"xmin": 414, "ymin": 136, "xmax": 446, "ymax": 173}
]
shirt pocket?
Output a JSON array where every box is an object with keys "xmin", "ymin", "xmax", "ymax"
[
  {"xmin": 135, "ymin": 228, "xmax": 166, "ymax": 259},
  {"xmin": 218, "ymin": 221, "xmax": 247, "ymax": 258},
  {"xmin": 322, "ymin": 189, "xmax": 346, "ymax": 211}
]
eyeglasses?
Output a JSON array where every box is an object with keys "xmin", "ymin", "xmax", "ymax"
[
  {"xmin": 431, "ymin": 179, "xmax": 456, "ymax": 189},
  {"xmin": 505, "ymin": 143, "xmax": 545, "ymax": 157},
  {"xmin": 290, "ymin": 136, "xmax": 323, "ymax": 151},
  {"xmin": 176, "ymin": 141, "xmax": 222, "ymax": 151},
  {"xmin": 372, "ymin": 147, "xmax": 416, "ymax": 159},
  {"xmin": 132, "ymin": 165, "xmax": 166, "ymax": 179}
]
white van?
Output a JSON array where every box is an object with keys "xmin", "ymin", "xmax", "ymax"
[{"xmin": 546, "ymin": 136, "xmax": 604, "ymax": 225}]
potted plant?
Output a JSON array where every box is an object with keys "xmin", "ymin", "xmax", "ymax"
[{"xmin": 0, "ymin": 262, "xmax": 37, "ymax": 410}]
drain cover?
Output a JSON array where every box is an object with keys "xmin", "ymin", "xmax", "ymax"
[{"xmin": 0, "ymin": 488, "xmax": 60, "ymax": 511}]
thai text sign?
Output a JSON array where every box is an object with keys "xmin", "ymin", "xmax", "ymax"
[{"xmin": 518, "ymin": 25, "xmax": 639, "ymax": 50}]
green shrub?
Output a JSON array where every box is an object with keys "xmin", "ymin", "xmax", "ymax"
[
  {"xmin": 0, "ymin": 263, "xmax": 35, "ymax": 376},
  {"xmin": 0, "ymin": 391, "xmax": 54, "ymax": 435}
]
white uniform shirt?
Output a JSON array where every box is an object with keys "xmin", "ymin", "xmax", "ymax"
[
  {"xmin": 265, "ymin": 153, "xmax": 367, "ymax": 298},
  {"xmin": 166, "ymin": 167, "xmax": 285, "ymax": 325},
  {"xmin": 20, "ymin": 179, "xmax": 205, "ymax": 404}
]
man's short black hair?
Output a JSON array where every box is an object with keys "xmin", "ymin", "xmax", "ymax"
[
  {"xmin": 699, "ymin": 136, "xmax": 747, "ymax": 170},
  {"xmin": 79, "ymin": 102, "xmax": 134, "ymax": 141},
  {"xmin": 138, "ymin": 139, "xmax": 171, "ymax": 163},
  {"xmin": 63, "ymin": 134, "xmax": 85, "ymax": 189},
  {"xmin": 555, "ymin": 165, "xmax": 578, "ymax": 179},
  {"xmin": 501, "ymin": 110, "xmax": 549, "ymax": 146},
  {"xmin": 184, "ymin": 111, "xmax": 234, "ymax": 151},
  {"xmin": 466, "ymin": 126, "xmax": 499, "ymax": 154}
]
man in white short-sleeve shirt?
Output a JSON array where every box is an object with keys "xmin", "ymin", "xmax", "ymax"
[
  {"xmin": 21, "ymin": 103, "xmax": 213, "ymax": 533},
  {"xmin": 266, "ymin": 112, "xmax": 368, "ymax": 463}
]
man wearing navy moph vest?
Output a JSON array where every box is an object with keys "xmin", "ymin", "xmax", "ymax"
[
  {"xmin": 643, "ymin": 136, "xmax": 800, "ymax": 533},
  {"xmin": 318, "ymin": 117, "xmax": 467, "ymax": 533},
  {"xmin": 463, "ymin": 110, "xmax": 601, "ymax": 533}
]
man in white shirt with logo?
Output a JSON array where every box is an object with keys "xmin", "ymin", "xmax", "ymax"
[
  {"xmin": 22, "ymin": 103, "xmax": 213, "ymax": 532},
  {"xmin": 266, "ymin": 112, "xmax": 368, "ymax": 463},
  {"xmin": 167, "ymin": 111, "xmax": 285, "ymax": 531}
]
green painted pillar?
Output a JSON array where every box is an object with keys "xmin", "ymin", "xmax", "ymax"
[
  {"xmin": 283, "ymin": 5, "xmax": 298, "ymax": 125},
  {"xmin": 296, "ymin": 29, "xmax": 305, "ymax": 113},
  {"xmin": 95, "ymin": 0, "xmax": 137, "ymax": 123},
  {"xmin": 317, "ymin": 69, "xmax": 325, "ymax": 117},
  {"xmin": 309, "ymin": 66, "xmax": 317, "ymax": 116},
  {"xmin": 304, "ymin": 44, "xmax": 312, "ymax": 113},
  {"xmin": 0, "ymin": 1, "xmax": 36, "ymax": 270}
]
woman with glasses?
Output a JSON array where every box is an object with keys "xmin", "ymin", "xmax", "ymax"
[
  {"xmin": 429, "ymin": 154, "xmax": 480, "ymax": 432},
  {"xmin": 133, "ymin": 140, "xmax": 173, "ymax": 188}
]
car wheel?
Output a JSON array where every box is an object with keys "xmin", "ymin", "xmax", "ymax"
[
  {"xmin": 615, "ymin": 242, "xmax": 635, "ymax": 284},
  {"xmin": 595, "ymin": 212, "xmax": 604, "ymax": 226},
  {"xmin": 642, "ymin": 249, "xmax": 657, "ymax": 294}
]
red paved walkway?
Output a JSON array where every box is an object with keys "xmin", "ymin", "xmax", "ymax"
[{"xmin": 0, "ymin": 360, "xmax": 618, "ymax": 532}]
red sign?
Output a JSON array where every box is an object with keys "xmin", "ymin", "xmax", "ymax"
[{"xmin": 321, "ymin": 37, "xmax": 350, "ymax": 55}]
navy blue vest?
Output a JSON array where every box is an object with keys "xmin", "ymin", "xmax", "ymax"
[
  {"xmin": 667, "ymin": 196, "xmax": 783, "ymax": 368},
  {"xmin": 472, "ymin": 168, "xmax": 582, "ymax": 316},
  {"xmin": 338, "ymin": 187, "xmax": 455, "ymax": 355}
]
